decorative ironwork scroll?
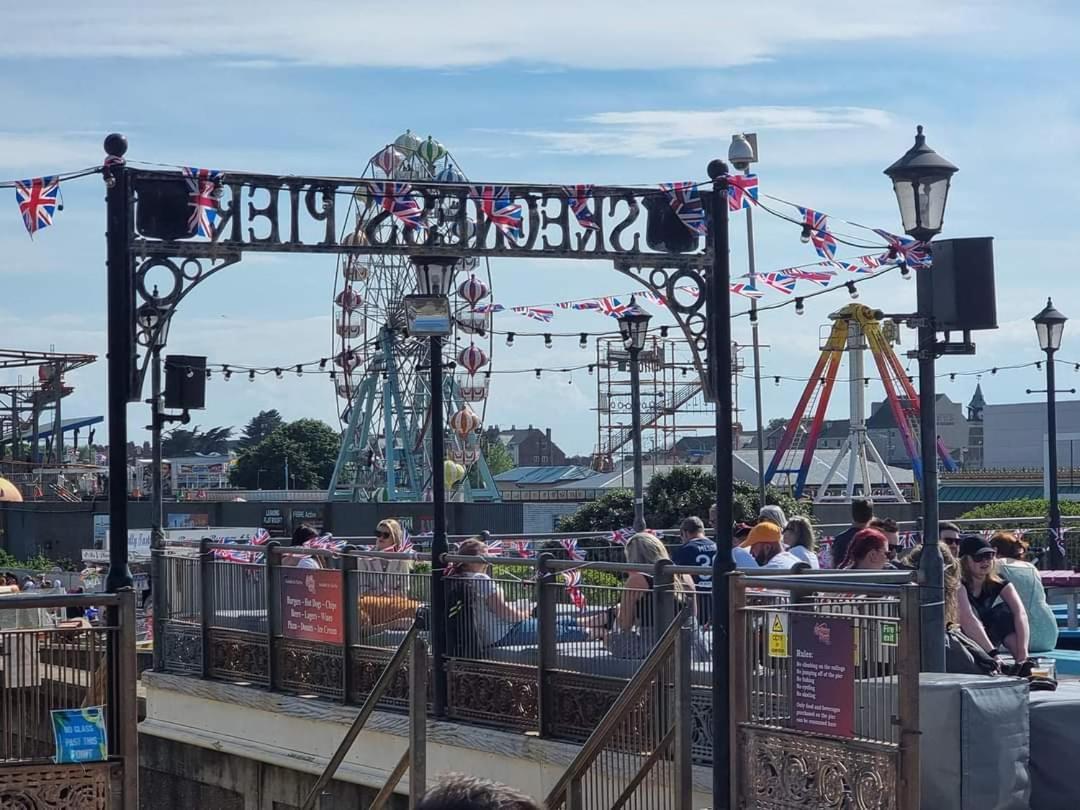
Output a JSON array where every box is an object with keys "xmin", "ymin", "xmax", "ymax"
[
  {"xmin": 446, "ymin": 659, "xmax": 538, "ymax": 731},
  {"xmin": 547, "ymin": 671, "xmax": 625, "ymax": 743},
  {"xmin": 277, "ymin": 638, "xmax": 344, "ymax": 699},
  {"xmin": 160, "ymin": 621, "xmax": 203, "ymax": 675},
  {"xmin": 208, "ymin": 630, "xmax": 269, "ymax": 686},
  {"xmin": 0, "ymin": 762, "xmax": 110, "ymax": 810}
]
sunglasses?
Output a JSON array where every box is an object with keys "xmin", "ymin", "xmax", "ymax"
[
  {"xmin": 375, "ymin": 530, "xmax": 392, "ymax": 539},
  {"xmin": 974, "ymin": 552, "xmax": 997, "ymax": 561}
]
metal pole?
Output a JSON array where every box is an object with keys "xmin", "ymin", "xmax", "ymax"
[
  {"xmin": 52, "ymin": 363, "xmax": 63, "ymax": 464},
  {"xmin": 744, "ymin": 174, "xmax": 766, "ymax": 506},
  {"xmin": 1047, "ymin": 348, "xmax": 1064, "ymax": 568},
  {"xmin": 629, "ymin": 345, "xmax": 645, "ymax": 531},
  {"xmin": 104, "ymin": 133, "xmax": 133, "ymax": 594},
  {"xmin": 150, "ymin": 346, "xmax": 165, "ymax": 670},
  {"xmin": 915, "ymin": 268, "xmax": 944, "ymax": 671},
  {"xmin": 429, "ymin": 334, "xmax": 449, "ymax": 716},
  {"xmin": 707, "ymin": 159, "xmax": 734, "ymax": 808}
]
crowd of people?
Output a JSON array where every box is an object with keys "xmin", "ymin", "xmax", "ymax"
[{"xmin": 0, "ymin": 571, "xmax": 64, "ymax": 592}]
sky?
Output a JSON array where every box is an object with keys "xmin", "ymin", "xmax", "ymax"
[{"xmin": 2, "ymin": 1, "xmax": 1080, "ymax": 458}]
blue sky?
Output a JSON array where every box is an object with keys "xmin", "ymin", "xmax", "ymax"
[{"xmin": 2, "ymin": 1, "xmax": 1079, "ymax": 456}]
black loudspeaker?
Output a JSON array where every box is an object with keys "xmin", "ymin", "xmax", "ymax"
[
  {"xmin": 644, "ymin": 194, "xmax": 700, "ymax": 254},
  {"xmin": 134, "ymin": 176, "xmax": 194, "ymax": 240},
  {"xmin": 164, "ymin": 355, "xmax": 207, "ymax": 410},
  {"xmin": 929, "ymin": 237, "xmax": 997, "ymax": 332}
]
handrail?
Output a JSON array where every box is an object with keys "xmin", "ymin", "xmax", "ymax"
[
  {"xmin": 544, "ymin": 607, "xmax": 690, "ymax": 809},
  {"xmin": 299, "ymin": 622, "xmax": 425, "ymax": 810},
  {"xmin": 0, "ymin": 592, "xmax": 124, "ymax": 609}
]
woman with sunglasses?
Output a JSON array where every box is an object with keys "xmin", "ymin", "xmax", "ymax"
[
  {"xmin": 959, "ymin": 535, "xmax": 1030, "ymax": 668},
  {"xmin": 356, "ymin": 518, "xmax": 419, "ymax": 631}
]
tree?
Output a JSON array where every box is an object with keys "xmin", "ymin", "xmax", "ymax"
[
  {"xmin": 557, "ymin": 466, "xmax": 811, "ymax": 532},
  {"xmin": 231, "ymin": 419, "xmax": 340, "ymax": 490},
  {"xmin": 766, "ymin": 417, "xmax": 790, "ymax": 432},
  {"xmin": 162, "ymin": 425, "xmax": 233, "ymax": 456},
  {"xmin": 238, "ymin": 409, "xmax": 284, "ymax": 450},
  {"xmin": 483, "ymin": 439, "xmax": 515, "ymax": 476}
]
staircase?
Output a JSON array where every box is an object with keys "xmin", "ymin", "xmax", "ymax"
[{"xmin": 600, "ymin": 381, "xmax": 702, "ymax": 456}]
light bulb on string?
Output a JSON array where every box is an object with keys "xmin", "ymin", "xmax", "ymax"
[
  {"xmin": 900, "ymin": 264, "xmax": 911, "ymax": 280},
  {"xmin": 224, "ymin": 370, "xmax": 232, "ymax": 381},
  {"xmin": 295, "ymin": 364, "xmax": 303, "ymax": 377},
  {"xmin": 795, "ymin": 298, "xmax": 805, "ymax": 315},
  {"xmin": 660, "ymin": 326, "xmax": 669, "ymax": 338},
  {"xmin": 587, "ymin": 365, "xmax": 594, "ymax": 376},
  {"xmin": 186, "ymin": 367, "xmax": 194, "ymax": 379},
  {"xmin": 774, "ymin": 376, "xmax": 780, "ymax": 387},
  {"xmin": 205, "ymin": 369, "xmax": 212, "ymax": 380},
  {"xmin": 506, "ymin": 332, "xmax": 515, "ymax": 347},
  {"xmin": 248, "ymin": 370, "xmax": 256, "ymax": 382},
  {"xmin": 800, "ymin": 224, "xmax": 812, "ymax": 243},
  {"xmin": 319, "ymin": 358, "xmax": 327, "ymax": 370},
  {"xmin": 846, "ymin": 282, "xmax": 859, "ymax": 300},
  {"xmin": 544, "ymin": 334, "xmax": 552, "ymax": 349},
  {"xmin": 579, "ymin": 333, "xmax": 587, "ymax": 349},
  {"xmin": 1036, "ymin": 361, "xmax": 1042, "ymax": 370},
  {"xmin": 535, "ymin": 369, "xmax": 542, "ymax": 379},
  {"xmin": 274, "ymin": 368, "xmax": 283, "ymax": 379}
]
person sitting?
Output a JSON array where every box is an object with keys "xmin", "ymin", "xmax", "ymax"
[
  {"xmin": 758, "ymin": 504, "xmax": 788, "ymax": 530},
  {"xmin": 840, "ymin": 528, "xmax": 890, "ymax": 570},
  {"xmin": 738, "ymin": 521, "xmax": 801, "ymax": 569},
  {"xmin": 868, "ymin": 517, "xmax": 909, "ymax": 569},
  {"xmin": 990, "ymin": 532, "xmax": 1058, "ymax": 653},
  {"xmin": 783, "ymin": 517, "xmax": 819, "ymax": 569},
  {"xmin": 416, "ymin": 773, "xmax": 543, "ymax": 810},
  {"xmin": 672, "ymin": 516, "xmax": 716, "ymax": 621},
  {"xmin": 282, "ymin": 524, "xmax": 321, "ymax": 568},
  {"xmin": 939, "ymin": 521, "xmax": 962, "ymax": 558},
  {"xmin": 357, "ymin": 518, "xmax": 413, "ymax": 594},
  {"xmin": 607, "ymin": 533, "xmax": 697, "ymax": 659},
  {"xmin": 449, "ymin": 538, "xmax": 588, "ymax": 649},
  {"xmin": 959, "ymin": 534, "xmax": 1031, "ymax": 667}
]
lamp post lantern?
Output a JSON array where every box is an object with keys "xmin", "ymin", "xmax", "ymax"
[
  {"xmin": 884, "ymin": 125, "xmax": 958, "ymax": 672},
  {"xmin": 617, "ymin": 298, "xmax": 652, "ymax": 532},
  {"xmin": 1034, "ymin": 298, "xmax": 1068, "ymax": 568}
]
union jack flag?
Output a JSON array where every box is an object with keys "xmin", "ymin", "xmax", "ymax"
[
  {"xmin": 559, "ymin": 538, "xmax": 585, "ymax": 561},
  {"xmin": 1050, "ymin": 528, "xmax": 1069, "ymax": 559},
  {"xmin": 660, "ymin": 182, "xmax": 708, "ymax": 235},
  {"xmin": 510, "ymin": 540, "xmax": 534, "ymax": 558},
  {"xmin": 567, "ymin": 299, "xmax": 602, "ymax": 311},
  {"xmin": 611, "ymin": 527, "xmax": 635, "ymax": 545},
  {"xmin": 830, "ymin": 261, "xmax": 863, "ymax": 274},
  {"xmin": 763, "ymin": 273, "xmax": 797, "ymax": 295},
  {"xmin": 512, "ymin": 306, "xmax": 554, "ymax": 323},
  {"xmin": 798, "ymin": 207, "xmax": 837, "ymax": 260},
  {"xmin": 858, "ymin": 254, "xmax": 885, "ymax": 270},
  {"xmin": 639, "ymin": 290, "xmax": 667, "ymax": 306},
  {"xmin": 15, "ymin": 176, "xmax": 60, "ymax": 237},
  {"xmin": 182, "ymin": 167, "xmax": 223, "ymax": 238},
  {"xmin": 564, "ymin": 184, "xmax": 599, "ymax": 230},
  {"xmin": 898, "ymin": 531, "xmax": 920, "ymax": 549},
  {"xmin": 785, "ymin": 268, "xmax": 834, "ymax": 287},
  {"xmin": 561, "ymin": 569, "xmax": 587, "ymax": 611},
  {"xmin": 873, "ymin": 229, "xmax": 932, "ymax": 270},
  {"xmin": 678, "ymin": 285, "xmax": 702, "ymax": 299},
  {"xmin": 598, "ymin": 297, "xmax": 630, "ymax": 318},
  {"xmin": 730, "ymin": 282, "xmax": 763, "ymax": 299},
  {"xmin": 727, "ymin": 174, "xmax": 759, "ymax": 212},
  {"xmin": 471, "ymin": 185, "xmax": 523, "ymax": 239},
  {"xmin": 485, "ymin": 540, "xmax": 504, "ymax": 556},
  {"xmin": 818, "ymin": 536, "xmax": 835, "ymax": 569},
  {"xmin": 474, "ymin": 303, "xmax": 505, "ymax": 314},
  {"xmin": 368, "ymin": 181, "xmax": 425, "ymax": 230},
  {"xmin": 392, "ymin": 534, "xmax": 415, "ymax": 554},
  {"xmin": 304, "ymin": 534, "xmax": 346, "ymax": 552}
]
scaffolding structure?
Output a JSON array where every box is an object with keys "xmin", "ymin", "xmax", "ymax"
[{"xmin": 593, "ymin": 335, "xmax": 714, "ymax": 471}]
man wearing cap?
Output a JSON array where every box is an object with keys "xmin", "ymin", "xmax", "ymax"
[{"xmin": 739, "ymin": 522, "xmax": 801, "ymax": 569}]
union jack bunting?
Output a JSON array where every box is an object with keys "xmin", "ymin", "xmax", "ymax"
[
  {"xmin": 510, "ymin": 540, "xmax": 534, "ymax": 558},
  {"xmin": 470, "ymin": 185, "xmax": 523, "ymax": 239},
  {"xmin": 561, "ymin": 569, "xmax": 587, "ymax": 611},
  {"xmin": 564, "ymin": 184, "xmax": 599, "ymax": 230},
  {"xmin": 611, "ymin": 527, "xmax": 635, "ymax": 545},
  {"xmin": 304, "ymin": 534, "xmax": 346, "ymax": 552},
  {"xmin": 898, "ymin": 531, "xmax": 920, "ymax": 549},
  {"xmin": 15, "ymin": 176, "xmax": 60, "ymax": 237},
  {"xmin": 559, "ymin": 538, "xmax": 585, "ymax": 561},
  {"xmin": 660, "ymin": 182, "xmax": 708, "ymax": 235},
  {"xmin": 873, "ymin": 229, "xmax": 932, "ymax": 270},
  {"xmin": 474, "ymin": 303, "xmax": 505, "ymax": 314},
  {"xmin": 512, "ymin": 306, "xmax": 554, "ymax": 323},
  {"xmin": 727, "ymin": 174, "xmax": 759, "ymax": 211},
  {"xmin": 818, "ymin": 536, "xmax": 835, "ymax": 569},
  {"xmin": 859, "ymin": 254, "xmax": 885, "ymax": 270},
  {"xmin": 830, "ymin": 261, "xmax": 863, "ymax": 274},
  {"xmin": 598, "ymin": 297, "xmax": 630, "ymax": 318},
  {"xmin": 639, "ymin": 290, "xmax": 667, "ymax": 306},
  {"xmin": 678, "ymin": 285, "xmax": 702, "ymax": 299},
  {"xmin": 1050, "ymin": 528, "xmax": 1069, "ymax": 558},
  {"xmin": 568, "ymin": 299, "xmax": 602, "ymax": 311},
  {"xmin": 730, "ymin": 283, "xmax": 763, "ymax": 299},
  {"xmin": 182, "ymin": 167, "xmax": 223, "ymax": 238},
  {"xmin": 785, "ymin": 268, "xmax": 834, "ymax": 287},
  {"xmin": 762, "ymin": 273, "xmax": 797, "ymax": 295},
  {"xmin": 393, "ymin": 534, "xmax": 415, "ymax": 554},
  {"xmin": 798, "ymin": 207, "xmax": 837, "ymax": 260},
  {"xmin": 485, "ymin": 540, "xmax": 504, "ymax": 556},
  {"xmin": 368, "ymin": 181, "xmax": 425, "ymax": 230}
]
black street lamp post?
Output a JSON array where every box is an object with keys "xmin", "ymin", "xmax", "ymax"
[
  {"xmin": 617, "ymin": 299, "xmax": 652, "ymax": 532},
  {"xmin": 884, "ymin": 126, "xmax": 958, "ymax": 672},
  {"xmin": 1033, "ymin": 299, "xmax": 1069, "ymax": 569}
]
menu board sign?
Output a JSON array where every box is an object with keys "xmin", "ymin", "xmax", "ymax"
[{"xmin": 280, "ymin": 568, "xmax": 344, "ymax": 644}]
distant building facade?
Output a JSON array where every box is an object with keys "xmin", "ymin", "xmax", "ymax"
[
  {"xmin": 866, "ymin": 394, "xmax": 967, "ymax": 468},
  {"xmin": 982, "ymin": 399, "xmax": 1080, "ymax": 470},
  {"xmin": 483, "ymin": 425, "xmax": 566, "ymax": 467}
]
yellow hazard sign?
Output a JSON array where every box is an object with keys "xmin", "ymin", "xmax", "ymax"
[{"xmin": 768, "ymin": 612, "xmax": 789, "ymax": 658}]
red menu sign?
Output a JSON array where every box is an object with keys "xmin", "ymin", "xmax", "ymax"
[
  {"xmin": 280, "ymin": 569, "xmax": 344, "ymax": 644},
  {"xmin": 791, "ymin": 614, "xmax": 855, "ymax": 738}
]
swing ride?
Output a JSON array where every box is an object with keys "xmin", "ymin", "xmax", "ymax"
[
  {"xmin": 327, "ymin": 132, "xmax": 499, "ymax": 503},
  {"xmin": 764, "ymin": 303, "xmax": 957, "ymax": 502}
]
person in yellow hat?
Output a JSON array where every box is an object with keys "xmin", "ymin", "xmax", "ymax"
[{"xmin": 739, "ymin": 521, "xmax": 801, "ymax": 569}]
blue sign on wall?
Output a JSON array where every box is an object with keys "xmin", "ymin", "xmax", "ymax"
[{"xmin": 51, "ymin": 707, "xmax": 108, "ymax": 764}]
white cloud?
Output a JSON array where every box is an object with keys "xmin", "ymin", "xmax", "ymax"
[
  {"xmin": 5, "ymin": 1, "xmax": 995, "ymax": 69},
  {"xmin": 506, "ymin": 106, "xmax": 894, "ymax": 159}
]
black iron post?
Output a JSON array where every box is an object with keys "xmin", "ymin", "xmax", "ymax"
[
  {"xmin": 429, "ymin": 335, "xmax": 449, "ymax": 716},
  {"xmin": 104, "ymin": 133, "xmax": 133, "ymax": 594},
  {"xmin": 629, "ymin": 345, "xmax": 645, "ymax": 532},
  {"xmin": 1046, "ymin": 348, "xmax": 1064, "ymax": 567},
  {"xmin": 707, "ymin": 160, "xmax": 734, "ymax": 808},
  {"xmin": 915, "ymin": 268, "xmax": 944, "ymax": 671},
  {"xmin": 149, "ymin": 346, "xmax": 164, "ymax": 670}
]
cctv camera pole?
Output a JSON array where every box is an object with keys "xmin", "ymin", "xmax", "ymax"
[{"xmin": 708, "ymin": 159, "xmax": 734, "ymax": 809}]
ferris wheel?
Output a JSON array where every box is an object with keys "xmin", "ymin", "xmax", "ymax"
[{"xmin": 326, "ymin": 131, "xmax": 500, "ymax": 503}]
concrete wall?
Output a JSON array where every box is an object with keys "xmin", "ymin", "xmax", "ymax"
[{"xmin": 983, "ymin": 400, "xmax": 1080, "ymax": 469}]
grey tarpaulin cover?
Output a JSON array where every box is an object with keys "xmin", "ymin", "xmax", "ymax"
[
  {"xmin": 1029, "ymin": 681, "xmax": 1080, "ymax": 810},
  {"xmin": 919, "ymin": 673, "xmax": 1030, "ymax": 810}
]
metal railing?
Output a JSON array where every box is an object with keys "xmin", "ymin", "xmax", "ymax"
[
  {"xmin": 545, "ymin": 607, "xmax": 694, "ymax": 810},
  {"xmin": 300, "ymin": 621, "xmax": 426, "ymax": 810},
  {"xmin": 730, "ymin": 572, "xmax": 921, "ymax": 810},
  {"xmin": 0, "ymin": 590, "xmax": 139, "ymax": 809}
]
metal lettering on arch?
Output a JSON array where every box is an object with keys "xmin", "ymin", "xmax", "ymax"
[{"xmin": 124, "ymin": 168, "xmax": 714, "ymax": 401}]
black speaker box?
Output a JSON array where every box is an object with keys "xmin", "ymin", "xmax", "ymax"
[
  {"xmin": 164, "ymin": 355, "xmax": 207, "ymax": 410},
  {"xmin": 135, "ymin": 176, "xmax": 195, "ymax": 240},
  {"xmin": 929, "ymin": 237, "xmax": 996, "ymax": 332}
]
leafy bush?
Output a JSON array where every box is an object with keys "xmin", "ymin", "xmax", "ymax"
[{"xmin": 958, "ymin": 499, "xmax": 1080, "ymax": 522}]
